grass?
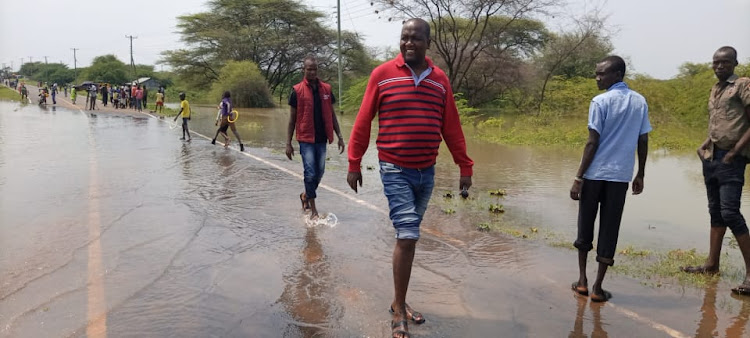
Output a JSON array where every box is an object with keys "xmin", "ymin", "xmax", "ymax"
[
  {"xmin": 611, "ymin": 248, "xmax": 723, "ymax": 287},
  {"xmin": 436, "ymin": 184, "xmax": 745, "ymax": 289},
  {"xmin": 0, "ymin": 86, "xmax": 23, "ymax": 101},
  {"xmin": 473, "ymin": 113, "xmax": 706, "ymax": 151},
  {"xmin": 144, "ymin": 103, "xmax": 179, "ymax": 117}
]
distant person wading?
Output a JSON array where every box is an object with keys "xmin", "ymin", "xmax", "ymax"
[
  {"xmin": 212, "ymin": 91, "xmax": 244, "ymax": 151},
  {"xmin": 286, "ymin": 55, "xmax": 345, "ymax": 220}
]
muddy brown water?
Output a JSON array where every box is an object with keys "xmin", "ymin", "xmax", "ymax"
[{"xmin": 1, "ymin": 94, "xmax": 749, "ymax": 337}]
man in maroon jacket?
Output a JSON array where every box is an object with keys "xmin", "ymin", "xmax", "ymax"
[
  {"xmin": 286, "ymin": 55, "xmax": 345, "ymax": 219},
  {"xmin": 347, "ymin": 18, "xmax": 473, "ymax": 338}
]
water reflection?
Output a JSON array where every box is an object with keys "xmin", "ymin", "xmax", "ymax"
[
  {"xmin": 695, "ymin": 279, "xmax": 750, "ymax": 337},
  {"xmin": 279, "ymin": 227, "xmax": 335, "ymax": 337},
  {"xmin": 569, "ymin": 296, "xmax": 608, "ymax": 338},
  {"xmin": 726, "ymin": 294, "xmax": 750, "ymax": 337}
]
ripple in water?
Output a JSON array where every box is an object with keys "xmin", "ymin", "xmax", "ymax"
[{"xmin": 304, "ymin": 213, "xmax": 338, "ymax": 228}]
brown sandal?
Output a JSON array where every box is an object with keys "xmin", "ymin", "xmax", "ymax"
[
  {"xmin": 571, "ymin": 282, "xmax": 588, "ymax": 296},
  {"xmin": 391, "ymin": 320, "xmax": 410, "ymax": 338}
]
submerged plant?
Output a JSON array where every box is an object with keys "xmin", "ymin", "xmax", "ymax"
[
  {"xmin": 489, "ymin": 189, "xmax": 507, "ymax": 196},
  {"xmin": 477, "ymin": 223, "xmax": 491, "ymax": 232},
  {"xmin": 489, "ymin": 204, "xmax": 505, "ymax": 213}
]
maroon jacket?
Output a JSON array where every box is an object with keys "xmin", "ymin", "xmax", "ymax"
[{"xmin": 293, "ymin": 78, "xmax": 334, "ymax": 143}]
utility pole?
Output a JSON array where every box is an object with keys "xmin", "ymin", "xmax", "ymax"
[
  {"xmin": 71, "ymin": 48, "xmax": 79, "ymax": 81},
  {"xmin": 125, "ymin": 35, "xmax": 138, "ymax": 81},
  {"xmin": 336, "ymin": 0, "xmax": 342, "ymax": 112},
  {"xmin": 20, "ymin": 58, "xmax": 24, "ymax": 73},
  {"xmin": 43, "ymin": 56, "xmax": 48, "ymax": 85}
]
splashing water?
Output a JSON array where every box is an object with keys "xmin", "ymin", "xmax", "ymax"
[{"xmin": 305, "ymin": 213, "xmax": 338, "ymax": 228}]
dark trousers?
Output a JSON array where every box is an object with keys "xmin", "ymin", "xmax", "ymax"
[
  {"xmin": 574, "ymin": 179, "xmax": 628, "ymax": 266},
  {"xmin": 703, "ymin": 149, "xmax": 749, "ymax": 236}
]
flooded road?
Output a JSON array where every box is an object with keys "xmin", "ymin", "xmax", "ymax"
[{"xmin": 1, "ymin": 96, "xmax": 749, "ymax": 337}]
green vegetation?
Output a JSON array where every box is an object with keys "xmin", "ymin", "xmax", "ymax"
[
  {"xmin": 0, "ymin": 86, "xmax": 22, "ymax": 101},
  {"xmin": 488, "ymin": 189, "xmax": 507, "ymax": 196},
  {"xmin": 162, "ymin": 0, "xmax": 375, "ymax": 107},
  {"xmin": 433, "ymin": 186, "xmax": 746, "ymax": 288},
  {"xmin": 472, "ymin": 62, "xmax": 750, "ymax": 150},
  {"xmin": 474, "ymin": 214, "xmax": 742, "ymax": 287},
  {"xmin": 17, "ymin": 63, "xmax": 75, "ymax": 86},
  {"xmin": 488, "ymin": 204, "xmax": 505, "ymax": 214},
  {"xmin": 209, "ymin": 61, "xmax": 273, "ymax": 108},
  {"xmin": 611, "ymin": 249, "xmax": 727, "ymax": 287},
  {"xmin": 144, "ymin": 103, "xmax": 179, "ymax": 117}
]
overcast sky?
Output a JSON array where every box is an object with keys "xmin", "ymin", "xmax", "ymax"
[{"xmin": 1, "ymin": 0, "xmax": 748, "ymax": 79}]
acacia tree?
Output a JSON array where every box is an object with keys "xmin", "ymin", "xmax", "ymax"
[
  {"xmin": 161, "ymin": 0, "xmax": 373, "ymax": 95},
  {"xmin": 453, "ymin": 16, "xmax": 549, "ymax": 105},
  {"xmin": 534, "ymin": 14, "xmax": 611, "ymax": 112},
  {"xmin": 374, "ymin": 0, "xmax": 558, "ymax": 93}
]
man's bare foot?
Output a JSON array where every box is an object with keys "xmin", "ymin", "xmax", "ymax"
[
  {"xmin": 308, "ymin": 199, "xmax": 318, "ymax": 219},
  {"xmin": 390, "ymin": 305, "xmax": 410, "ymax": 338},
  {"xmin": 680, "ymin": 265, "xmax": 719, "ymax": 275},
  {"xmin": 389, "ymin": 303, "xmax": 425, "ymax": 324}
]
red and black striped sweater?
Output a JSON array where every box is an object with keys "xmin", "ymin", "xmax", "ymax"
[{"xmin": 348, "ymin": 54, "xmax": 474, "ymax": 177}]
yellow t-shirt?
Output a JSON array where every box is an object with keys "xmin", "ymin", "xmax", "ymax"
[
  {"xmin": 180, "ymin": 100, "xmax": 191, "ymax": 118},
  {"xmin": 156, "ymin": 92, "xmax": 164, "ymax": 103}
]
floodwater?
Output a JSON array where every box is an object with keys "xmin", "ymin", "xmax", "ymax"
[{"xmin": 1, "ymin": 93, "xmax": 750, "ymax": 337}]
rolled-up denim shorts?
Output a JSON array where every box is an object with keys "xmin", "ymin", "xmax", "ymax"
[{"xmin": 379, "ymin": 161, "xmax": 435, "ymax": 240}]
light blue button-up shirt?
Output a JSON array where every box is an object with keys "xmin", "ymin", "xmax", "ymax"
[
  {"xmin": 584, "ymin": 82, "xmax": 652, "ymax": 182},
  {"xmin": 405, "ymin": 63, "xmax": 433, "ymax": 86}
]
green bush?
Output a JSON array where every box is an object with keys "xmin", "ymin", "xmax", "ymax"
[
  {"xmin": 340, "ymin": 76, "xmax": 369, "ymax": 114},
  {"xmin": 209, "ymin": 61, "xmax": 273, "ymax": 108}
]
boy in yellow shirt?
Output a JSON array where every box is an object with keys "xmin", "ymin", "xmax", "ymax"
[{"xmin": 173, "ymin": 92, "xmax": 191, "ymax": 141}]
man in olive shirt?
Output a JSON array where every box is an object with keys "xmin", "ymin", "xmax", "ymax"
[{"xmin": 682, "ymin": 46, "xmax": 750, "ymax": 295}]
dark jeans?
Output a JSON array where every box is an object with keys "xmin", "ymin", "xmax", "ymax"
[
  {"xmin": 703, "ymin": 149, "xmax": 749, "ymax": 236},
  {"xmin": 299, "ymin": 142, "xmax": 326, "ymax": 199},
  {"xmin": 574, "ymin": 179, "xmax": 629, "ymax": 266}
]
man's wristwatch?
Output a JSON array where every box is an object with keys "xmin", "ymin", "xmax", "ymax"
[{"xmin": 574, "ymin": 176, "xmax": 583, "ymax": 183}]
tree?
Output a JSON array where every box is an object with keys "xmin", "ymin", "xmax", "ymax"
[
  {"xmin": 374, "ymin": 0, "xmax": 558, "ymax": 92},
  {"xmin": 161, "ymin": 0, "xmax": 373, "ymax": 96},
  {"xmin": 210, "ymin": 61, "xmax": 274, "ymax": 108},
  {"xmin": 677, "ymin": 62, "xmax": 711, "ymax": 78},
  {"xmin": 448, "ymin": 16, "xmax": 549, "ymax": 105},
  {"xmin": 79, "ymin": 55, "xmax": 129, "ymax": 84},
  {"xmin": 19, "ymin": 62, "xmax": 75, "ymax": 85},
  {"xmin": 534, "ymin": 14, "xmax": 611, "ymax": 112}
]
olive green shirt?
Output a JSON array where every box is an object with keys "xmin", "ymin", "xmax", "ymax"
[{"xmin": 705, "ymin": 75, "xmax": 750, "ymax": 160}]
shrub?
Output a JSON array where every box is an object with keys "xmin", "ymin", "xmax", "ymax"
[{"xmin": 209, "ymin": 61, "xmax": 273, "ymax": 108}]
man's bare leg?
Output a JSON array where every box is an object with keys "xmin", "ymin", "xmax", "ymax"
[
  {"xmin": 308, "ymin": 198, "xmax": 318, "ymax": 219},
  {"xmin": 391, "ymin": 239, "xmax": 416, "ymax": 337},
  {"xmin": 732, "ymin": 233, "xmax": 750, "ymax": 292},
  {"xmin": 590, "ymin": 262, "xmax": 609, "ymax": 301},
  {"xmin": 575, "ymin": 250, "xmax": 588, "ymax": 293},
  {"xmin": 682, "ymin": 226, "xmax": 725, "ymax": 274}
]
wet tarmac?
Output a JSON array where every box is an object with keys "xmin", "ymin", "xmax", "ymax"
[{"xmin": 1, "ymin": 91, "xmax": 750, "ymax": 337}]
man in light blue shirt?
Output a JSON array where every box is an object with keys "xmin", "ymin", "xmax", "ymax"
[{"xmin": 569, "ymin": 55, "xmax": 651, "ymax": 303}]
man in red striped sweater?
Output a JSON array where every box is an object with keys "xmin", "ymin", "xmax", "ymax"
[{"xmin": 347, "ymin": 18, "xmax": 473, "ymax": 338}]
